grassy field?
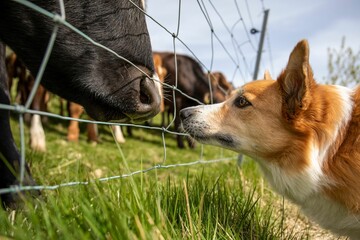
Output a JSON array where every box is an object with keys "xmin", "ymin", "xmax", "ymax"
[{"xmin": 0, "ymin": 97, "xmax": 340, "ymax": 239}]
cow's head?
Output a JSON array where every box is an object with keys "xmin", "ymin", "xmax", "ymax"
[
  {"xmin": 0, "ymin": 0, "xmax": 161, "ymax": 123},
  {"xmin": 204, "ymin": 72, "xmax": 234, "ymax": 103}
]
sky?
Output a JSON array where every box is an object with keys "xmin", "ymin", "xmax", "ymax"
[{"xmin": 145, "ymin": 0, "xmax": 360, "ymax": 87}]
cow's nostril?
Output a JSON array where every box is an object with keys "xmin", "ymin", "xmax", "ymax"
[
  {"xmin": 137, "ymin": 77, "xmax": 161, "ymax": 116},
  {"xmin": 139, "ymin": 77, "xmax": 154, "ymax": 105},
  {"xmin": 140, "ymin": 83, "xmax": 151, "ymax": 105}
]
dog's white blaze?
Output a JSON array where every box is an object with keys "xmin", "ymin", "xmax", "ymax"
[
  {"xmin": 30, "ymin": 114, "xmax": 46, "ymax": 152},
  {"xmin": 199, "ymin": 102, "xmax": 223, "ymax": 116},
  {"xmin": 187, "ymin": 103, "xmax": 223, "ymax": 127}
]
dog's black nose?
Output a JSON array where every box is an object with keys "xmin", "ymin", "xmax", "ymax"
[{"xmin": 180, "ymin": 108, "xmax": 193, "ymax": 120}]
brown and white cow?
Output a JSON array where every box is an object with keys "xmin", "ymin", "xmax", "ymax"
[{"xmin": 6, "ymin": 52, "xmax": 48, "ymax": 152}]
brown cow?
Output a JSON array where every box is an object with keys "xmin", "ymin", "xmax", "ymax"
[{"xmin": 204, "ymin": 71, "xmax": 234, "ymax": 103}]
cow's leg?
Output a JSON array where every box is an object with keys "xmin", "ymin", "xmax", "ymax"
[
  {"xmin": 87, "ymin": 123, "xmax": 98, "ymax": 143},
  {"xmin": 29, "ymin": 114, "xmax": 46, "ymax": 152},
  {"xmin": 40, "ymin": 89, "xmax": 49, "ymax": 124},
  {"xmin": 67, "ymin": 102, "xmax": 83, "ymax": 142},
  {"xmin": 17, "ymin": 66, "xmax": 32, "ymax": 123},
  {"xmin": 29, "ymin": 81, "xmax": 46, "ymax": 152},
  {"xmin": 112, "ymin": 125, "xmax": 125, "ymax": 143},
  {"xmin": 126, "ymin": 126, "xmax": 133, "ymax": 137},
  {"xmin": 0, "ymin": 43, "xmax": 38, "ymax": 207}
]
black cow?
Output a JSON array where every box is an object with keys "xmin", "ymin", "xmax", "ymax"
[
  {"xmin": 157, "ymin": 52, "xmax": 229, "ymax": 148},
  {"xmin": 0, "ymin": 0, "xmax": 161, "ymax": 207}
]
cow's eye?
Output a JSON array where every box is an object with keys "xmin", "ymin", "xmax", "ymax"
[{"xmin": 234, "ymin": 96, "xmax": 251, "ymax": 108}]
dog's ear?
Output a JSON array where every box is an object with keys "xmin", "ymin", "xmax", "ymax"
[
  {"xmin": 277, "ymin": 40, "xmax": 316, "ymax": 120},
  {"xmin": 264, "ymin": 70, "xmax": 272, "ymax": 80}
]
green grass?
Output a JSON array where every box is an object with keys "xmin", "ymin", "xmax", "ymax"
[
  {"xmin": 0, "ymin": 170, "xmax": 279, "ymax": 239},
  {"xmin": 0, "ymin": 95, "xmax": 311, "ymax": 239}
]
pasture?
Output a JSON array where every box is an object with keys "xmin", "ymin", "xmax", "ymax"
[
  {"xmin": 0, "ymin": 94, "xmax": 339, "ymax": 239},
  {"xmin": 0, "ymin": 1, "xmax": 352, "ymax": 239}
]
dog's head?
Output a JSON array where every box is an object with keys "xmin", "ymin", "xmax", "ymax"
[{"xmin": 180, "ymin": 40, "xmax": 323, "ymax": 165}]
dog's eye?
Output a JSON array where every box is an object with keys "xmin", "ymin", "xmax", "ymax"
[{"xmin": 234, "ymin": 96, "xmax": 251, "ymax": 108}]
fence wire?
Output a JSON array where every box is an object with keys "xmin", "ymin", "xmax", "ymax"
[{"xmin": 0, "ymin": 0, "xmax": 268, "ymax": 196}]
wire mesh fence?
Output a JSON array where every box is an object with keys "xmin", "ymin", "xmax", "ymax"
[{"xmin": 0, "ymin": 0, "xmax": 269, "ymax": 196}]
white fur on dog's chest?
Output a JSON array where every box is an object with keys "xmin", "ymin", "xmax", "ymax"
[
  {"xmin": 257, "ymin": 161, "xmax": 360, "ymax": 237},
  {"xmin": 257, "ymin": 158, "xmax": 323, "ymax": 203}
]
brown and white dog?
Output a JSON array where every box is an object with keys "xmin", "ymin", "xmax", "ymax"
[{"xmin": 180, "ymin": 40, "xmax": 360, "ymax": 239}]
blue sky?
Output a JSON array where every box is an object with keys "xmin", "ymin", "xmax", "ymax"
[{"xmin": 145, "ymin": 0, "xmax": 360, "ymax": 87}]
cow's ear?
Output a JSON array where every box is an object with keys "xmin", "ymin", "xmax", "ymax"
[
  {"xmin": 264, "ymin": 70, "xmax": 272, "ymax": 80},
  {"xmin": 277, "ymin": 40, "xmax": 316, "ymax": 120}
]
